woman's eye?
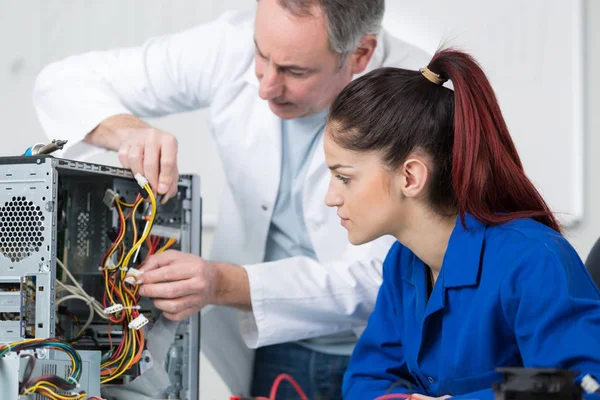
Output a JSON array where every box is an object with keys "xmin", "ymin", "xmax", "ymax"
[{"xmin": 335, "ymin": 174, "xmax": 350, "ymax": 185}]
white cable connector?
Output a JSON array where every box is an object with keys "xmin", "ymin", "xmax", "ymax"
[
  {"xmin": 99, "ymin": 258, "xmax": 117, "ymax": 271},
  {"xmin": 150, "ymin": 224, "xmax": 181, "ymax": 241},
  {"xmin": 103, "ymin": 189, "xmax": 118, "ymax": 209},
  {"xmin": 128, "ymin": 314, "xmax": 149, "ymax": 330},
  {"xmin": 103, "ymin": 304, "xmax": 124, "ymax": 315},
  {"xmin": 124, "ymin": 267, "xmax": 144, "ymax": 285},
  {"xmin": 134, "ymin": 173, "xmax": 149, "ymax": 189},
  {"xmin": 582, "ymin": 374, "xmax": 600, "ymax": 394},
  {"xmin": 66, "ymin": 376, "xmax": 80, "ymax": 388}
]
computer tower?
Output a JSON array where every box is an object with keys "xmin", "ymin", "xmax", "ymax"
[{"xmin": 0, "ymin": 155, "xmax": 201, "ymax": 399}]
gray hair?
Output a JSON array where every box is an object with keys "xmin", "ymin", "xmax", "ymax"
[{"xmin": 276, "ymin": 0, "xmax": 385, "ymax": 60}]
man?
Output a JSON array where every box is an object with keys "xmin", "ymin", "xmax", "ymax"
[{"xmin": 34, "ymin": 0, "xmax": 429, "ymax": 397}]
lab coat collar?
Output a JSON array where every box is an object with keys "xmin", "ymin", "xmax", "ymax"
[{"xmin": 442, "ymin": 213, "xmax": 486, "ymax": 288}]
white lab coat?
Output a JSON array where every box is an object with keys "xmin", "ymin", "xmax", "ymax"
[{"xmin": 33, "ymin": 9, "xmax": 430, "ymax": 396}]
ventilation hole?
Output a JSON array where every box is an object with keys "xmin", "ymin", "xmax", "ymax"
[{"xmin": 0, "ymin": 197, "xmax": 44, "ymax": 262}]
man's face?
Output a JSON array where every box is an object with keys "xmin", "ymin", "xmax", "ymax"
[{"xmin": 254, "ymin": 0, "xmax": 355, "ymax": 119}]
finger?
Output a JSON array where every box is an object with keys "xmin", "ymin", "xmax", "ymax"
[
  {"xmin": 140, "ymin": 262, "xmax": 197, "ymax": 285},
  {"xmin": 158, "ymin": 135, "xmax": 178, "ymax": 195},
  {"xmin": 127, "ymin": 141, "xmax": 145, "ymax": 176},
  {"xmin": 163, "ymin": 165, "xmax": 179, "ymax": 204},
  {"xmin": 142, "ymin": 139, "xmax": 161, "ymax": 193},
  {"xmin": 138, "ymin": 278, "xmax": 198, "ymax": 299},
  {"xmin": 118, "ymin": 142, "xmax": 132, "ymax": 169},
  {"xmin": 153, "ymin": 294, "xmax": 204, "ymax": 315},
  {"xmin": 138, "ymin": 250, "xmax": 182, "ymax": 273},
  {"xmin": 163, "ymin": 306, "xmax": 201, "ymax": 321}
]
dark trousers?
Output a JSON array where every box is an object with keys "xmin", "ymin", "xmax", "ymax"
[{"xmin": 251, "ymin": 343, "xmax": 350, "ymax": 400}]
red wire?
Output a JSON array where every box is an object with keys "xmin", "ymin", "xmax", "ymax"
[
  {"xmin": 269, "ymin": 373, "xmax": 309, "ymax": 400},
  {"xmin": 261, "ymin": 373, "xmax": 414, "ymax": 400}
]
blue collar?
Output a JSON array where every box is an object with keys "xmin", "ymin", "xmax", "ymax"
[
  {"xmin": 443, "ymin": 213, "xmax": 486, "ymax": 288},
  {"xmin": 400, "ymin": 213, "xmax": 487, "ymax": 319},
  {"xmin": 400, "ymin": 213, "xmax": 486, "ymax": 289}
]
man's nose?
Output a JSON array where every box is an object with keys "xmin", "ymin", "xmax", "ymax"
[{"xmin": 259, "ymin": 67, "xmax": 284, "ymax": 100}]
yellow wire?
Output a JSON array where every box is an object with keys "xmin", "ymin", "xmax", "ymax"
[
  {"xmin": 101, "ymin": 329, "xmax": 136, "ymax": 383},
  {"xmin": 13, "ymin": 340, "xmax": 82, "ymax": 399},
  {"xmin": 130, "ymin": 196, "xmax": 144, "ymax": 249},
  {"xmin": 104, "ymin": 202, "xmax": 127, "ymax": 306},
  {"xmin": 115, "ymin": 197, "xmax": 137, "ymax": 208},
  {"xmin": 101, "ymin": 183, "xmax": 157, "ymax": 384},
  {"xmin": 122, "ymin": 329, "xmax": 143, "ymax": 373},
  {"xmin": 104, "ymin": 201, "xmax": 126, "ymax": 270},
  {"xmin": 120, "ymin": 185, "xmax": 156, "ymax": 282},
  {"xmin": 156, "ymin": 237, "xmax": 177, "ymax": 254},
  {"xmin": 101, "ymin": 330, "xmax": 130, "ymax": 371}
]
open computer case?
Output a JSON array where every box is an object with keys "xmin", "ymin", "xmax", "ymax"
[{"xmin": 0, "ymin": 155, "xmax": 201, "ymax": 400}]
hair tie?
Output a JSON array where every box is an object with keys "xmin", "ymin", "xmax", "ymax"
[{"xmin": 420, "ymin": 66, "xmax": 447, "ymax": 85}]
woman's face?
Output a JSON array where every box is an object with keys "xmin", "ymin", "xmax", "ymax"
[{"xmin": 324, "ymin": 131, "xmax": 407, "ymax": 245}]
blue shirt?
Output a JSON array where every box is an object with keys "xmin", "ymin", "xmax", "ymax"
[
  {"xmin": 263, "ymin": 110, "xmax": 357, "ymax": 356},
  {"xmin": 263, "ymin": 111, "xmax": 326, "ymax": 262},
  {"xmin": 343, "ymin": 214, "xmax": 600, "ymax": 399}
]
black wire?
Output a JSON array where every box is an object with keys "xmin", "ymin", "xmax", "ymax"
[
  {"xmin": 19, "ymin": 353, "xmax": 36, "ymax": 393},
  {"xmin": 72, "ymin": 335, "xmax": 100, "ymax": 347}
]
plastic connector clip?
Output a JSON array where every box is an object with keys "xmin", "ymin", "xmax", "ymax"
[
  {"xmin": 134, "ymin": 173, "xmax": 149, "ymax": 189},
  {"xmin": 150, "ymin": 225, "xmax": 181, "ymax": 241},
  {"xmin": 103, "ymin": 189, "xmax": 118, "ymax": 209},
  {"xmin": 124, "ymin": 268, "xmax": 144, "ymax": 285},
  {"xmin": 103, "ymin": 304, "xmax": 124, "ymax": 315},
  {"xmin": 128, "ymin": 314, "xmax": 149, "ymax": 330},
  {"xmin": 582, "ymin": 374, "xmax": 600, "ymax": 394}
]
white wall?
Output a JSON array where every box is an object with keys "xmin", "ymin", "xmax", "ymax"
[
  {"xmin": 384, "ymin": 1, "xmax": 585, "ymax": 227},
  {"xmin": 566, "ymin": 0, "xmax": 600, "ymax": 260},
  {"xmin": 1, "ymin": 1, "xmax": 599, "ymax": 399}
]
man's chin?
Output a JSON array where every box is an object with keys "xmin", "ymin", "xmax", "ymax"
[{"xmin": 268, "ymin": 100, "xmax": 301, "ymax": 119}]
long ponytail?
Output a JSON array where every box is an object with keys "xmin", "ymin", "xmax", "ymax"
[
  {"xmin": 428, "ymin": 49, "xmax": 560, "ymax": 232},
  {"xmin": 327, "ymin": 48, "xmax": 561, "ymax": 233}
]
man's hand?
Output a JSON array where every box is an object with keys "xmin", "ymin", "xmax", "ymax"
[
  {"xmin": 137, "ymin": 251, "xmax": 216, "ymax": 320},
  {"xmin": 85, "ymin": 114, "xmax": 179, "ymax": 201},
  {"xmin": 137, "ymin": 250, "xmax": 252, "ymax": 320},
  {"xmin": 118, "ymin": 128, "xmax": 179, "ymax": 201}
]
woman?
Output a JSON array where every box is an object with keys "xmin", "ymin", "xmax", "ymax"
[{"xmin": 323, "ymin": 49, "xmax": 600, "ymax": 399}]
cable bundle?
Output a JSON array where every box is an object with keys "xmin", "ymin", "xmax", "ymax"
[
  {"xmin": 0, "ymin": 338, "xmax": 85, "ymax": 399},
  {"xmin": 98, "ymin": 175, "xmax": 157, "ymax": 384},
  {"xmin": 48, "ymin": 174, "xmax": 177, "ymax": 394}
]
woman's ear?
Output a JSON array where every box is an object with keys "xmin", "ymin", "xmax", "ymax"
[{"xmin": 399, "ymin": 158, "xmax": 429, "ymax": 199}]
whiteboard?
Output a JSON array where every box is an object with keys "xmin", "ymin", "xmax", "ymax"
[{"xmin": 382, "ymin": 0, "xmax": 584, "ymax": 225}]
